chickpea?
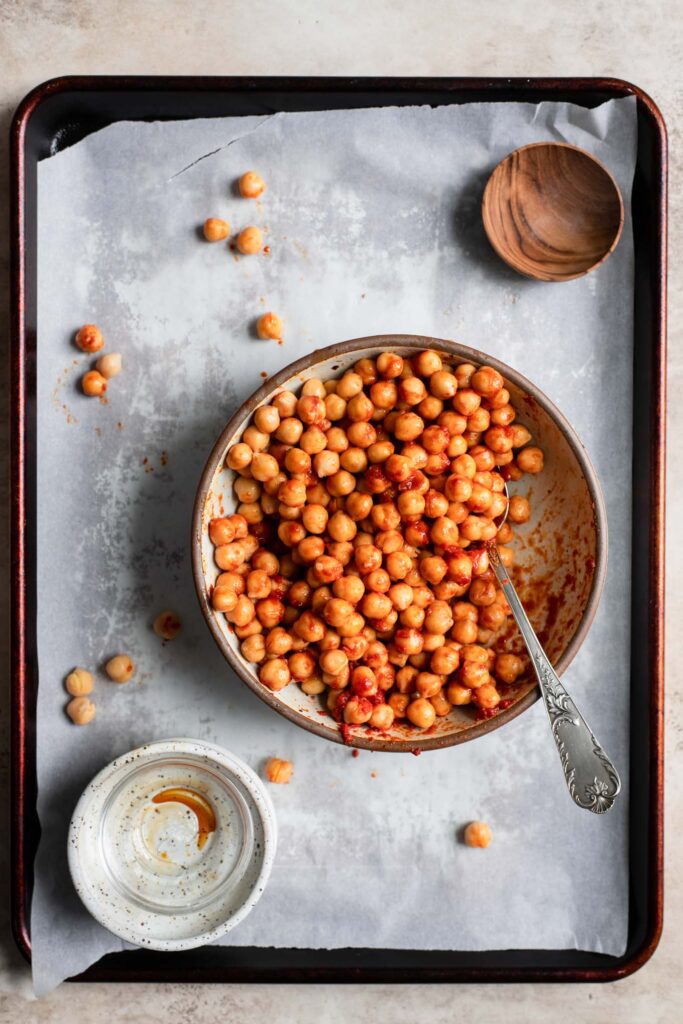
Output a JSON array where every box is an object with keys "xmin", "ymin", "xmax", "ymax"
[
  {"xmin": 459, "ymin": 661, "xmax": 490, "ymax": 689},
  {"xmin": 320, "ymin": 649, "xmax": 349, "ymax": 676},
  {"xmin": 288, "ymin": 650, "xmax": 316, "ymax": 681},
  {"xmin": 467, "ymin": 483, "xmax": 493, "ymax": 513},
  {"xmin": 430, "ymin": 518, "xmax": 458, "ymax": 549},
  {"xmin": 511, "ymin": 424, "xmax": 532, "ymax": 448},
  {"xmin": 350, "ymin": 666, "xmax": 377, "ymax": 697},
  {"xmin": 81, "ymin": 370, "xmax": 107, "ymax": 397},
  {"xmin": 95, "ymin": 352, "xmax": 122, "ymax": 380},
  {"xmin": 471, "ymin": 366, "xmax": 504, "ymax": 397},
  {"xmin": 454, "ymin": 362, "xmax": 476, "ymax": 387},
  {"xmin": 340, "ymin": 448, "xmax": 367, "ymax": 474},
  {"xmin": 388, "ymin": 692, "xmax": 410, "ymax": 718},
  {"xmin": 361, "ymin": 592, "xmax": 392, "ymax": 620},
  {"xmin": 227, "ymin": 443, "xmax": 253, "ymax": 471},
  {"xmin": 452, "ymin": 389, "xmax": 481, "ymax": 416},
  {"xmin": 344, "ymin": 696, "xmax": 373, "ymax": 725},
  {"xmin": 259, "ymin": 658, "xmax": 291, "ymax": 691},
  {"xmin": 256, "ymin": 312, "xmax": 282, "ymax": 341},
  {"xmin": 333, "ymin": 575, "xmax": 365, "ymax": 605},
  {"xmin": 105, "ymin": 654, "xmax": 135, "ymax": 684},
  {"xmin": 394, "ymin": 627, "xmax": 424, "ymax": 655},
  {"xmin": 346, "ymin": 392, "xmax": 375, "ymax": 423},
  {"xmin": 518, "ymin": 444, "xmax": 544, "ymax": 475},
  {"xmin": 394, "ymin": 412, "xmax": 424, "ymax": 442},
  {"xmin": 384, "ymin": 454, "xmax": 412, "ymax": 482},
  {"xmin": 66, "ymin": 696, "xmax": 96, "ymax": 725},
  {"xmin": 474, "ymin": 682, "xmax": 500, "ymax": 710},
  {"xmin": 490, "ymin": 404, "xmax": 515, "ymax": 427},
  {"xmin": 484, "ymin": 425, "xmax": 515, "ymax": 454},
  {"xmin": 243, "ymin": 425, "xmax": 270, "ymax": 453},
  {"xmin": 153, "ymin": 610, "xmax": 182, "ymax": 640},
  {"xmin": 226, "ymin": 595, "xmax": 255, "ymax": 628},
  {"xmin": 430, "ymin": 644, "xmax": 460, "ymax": 675},
  {"xmin": 451, "ymin": 618, "xmax": 478, "ymax": 645},
  {"xmin": 239, "ymin": 171, "xmax": 266, "ymax": 198},
  {"xmin": 415, "ymin": 672, "xmax": 443, "ymax": 698},
  {"xmin": 336, "ymin": 372, "xmax": 363, "ymax": 400},
  {"xmin": 204, "ymin": 215, "xmax": 231, "ymax": 240},
  {"xmin": 236, "ymin": 225, "xmax": 263, "ymax": 254},
  {"xmin": 495, "ymin": 653, "xmax": 524, "ymax": 684},
  {"xmin": 414, "ymin": 350, "xmax": 443, "ymax": 377},
  {"xmin": 65, "ymin": 667, "xmax": 93, "ymax": 697},
  {"xmin": 406, "ymin": 696, "xmax": 436, "ymax": 729},
  {"xmin": 418, "ymin": 395, "xmax": 443, "ymax": 420},
  {"xmin": 241, "ymin": 634, "xmax": 266, "ymax": 662},
  {"xmin": 326, "ymin": 470, "xmax": 356, "ymax": 496},
  {"xmin": 399, "ymin": 376, "xmax": 428, "ymax": 406},
  {"xmin": 397, "ymin": 490, "xmax": 425, "ymax": 518},
  {"xmin": 464, "ymin": 821, "xmax": 492, "ymax": 848},
  {"xmin": 370, "ymin": 703, "xmax": 395, "ymax": 730},
  {"xmin": 327, "ymin": 511, "xmax": 357, "ymax": 542},
  {"xmin": 277, "ymin": 477, "xmax": 306, "ymax": 508},
  {"xmin": 301, "ymin": 676, "xmax": 326, "ymax": 695},
  {"xmin": 75, "ymin": 324, "xmax": 105, "ymax": 354},
  {"xmin": 424, "ymin": 601, "xmax": 453, "ymax": 635},
  {"xmin": 429, "ymin": 370, "xmax": 458, "ymax": 400},
  {"xmin": 469, "ymin": 578, "xmax": 497, "ymax": 607},
  {"xmin": 508, "ymin": 495, "xmax": 531, "ymax": 523},
  {"xmin": 446, "ymin": 682, "xmax": 472, "ymax": 705},
  {"xmin": 325, "ymin": 426, "xmax": 349, "ymax": 453},
  {"xmin": 370, "ymin": 380, "xmax": 398, "ymax": 409},
  {"xmin": 265, "ymin": 757, "xmax": 293, "ymax": 784},
  {"xmin": 264, "ymin": 627, "xmax": 293, "ymax": 657},
  {"xmin": 430, "ymin": 690, "xmax": 452, "ymax": 717},
  {"xmin": 376, "ymin": 352, "xmax": 404, "ymax": 378},
  {"xmin": 354, "ymin": 358, "xmax": 378, "ymax": 386}
]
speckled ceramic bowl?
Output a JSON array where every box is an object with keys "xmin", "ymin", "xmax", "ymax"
[
  {"xmin": 68, "ymin": 738, "xmax": 276, "ymax": 951},
  {"xmin": 192, "ymin": 335, "xmax": 607, "ymax": 752}
]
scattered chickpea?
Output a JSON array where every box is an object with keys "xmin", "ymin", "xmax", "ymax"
[
  {"xmin": 81, "ymin": 370, "xmax": 107, "ymax": 397},
  {"xmin": 236, "ymin": 226, "xmax": 264, "ymax": 254},
  {"xmin": 65, "ymin": 667, "xmax": 93, "ymax": 697},
  {"xmin": 464, "ymin": 820, "xmax": 492, "ymax": 848},
  {"xmin": 66, "ymin": 696, "xmax": 96, "ymax": 725},
  {"xmin": 153, "ymin": 610, "xmax": 182, "ymax": 641},
  {"xmin": 257, "ymin": 312, "xmax": 282, "ymax": 341},
  {"xmin": 265, "ymin": 757, "xmax": 293, "ymax": 784},
  {"xmin": 239, "ymin": 171, "xmax": 266, "ymax": 198},
  {"xmin": 209, "ymin": 351, "xmax": 543, "ymax": 738},
  {"xmin": 203, "ymin": 217, "xmax": 230, "ymax": 242},
  {"xmin": 95, "ymin": 352, "xmax": 122, "ymax": 379},
  {"xmin": 105, "ymin": 654, "xmax": 136, "ymax": 684},
  {"xmin": 75, "ymin": 324, "xmax": 104, "ymax": 353}
]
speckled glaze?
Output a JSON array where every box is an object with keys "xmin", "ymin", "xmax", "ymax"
[
  {"xmin": 193, "ymin": 335, "xmax": 607, "ymax": 752},
  {"xmin": 67, "ymin": 739, "xmax": 276, "ymax": 951}
]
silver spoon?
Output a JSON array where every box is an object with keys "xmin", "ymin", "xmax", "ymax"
[{"xmin": 487, "ymin": 488, "xmax": 621, "ymax": 814}]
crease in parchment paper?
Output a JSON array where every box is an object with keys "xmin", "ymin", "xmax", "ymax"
[
  {"xmin": 167, "ymin": 113, "xmax": 278, "ymax": 181},
  {"xmin": 32, "ymin": 98, "xmax": 636, "ymax": 996}
]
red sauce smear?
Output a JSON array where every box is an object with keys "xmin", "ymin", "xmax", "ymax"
[{"xmin": 151, "ymin": 787, "xmax": 217, "ymax": 850}]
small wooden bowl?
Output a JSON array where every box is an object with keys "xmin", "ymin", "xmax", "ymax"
[{"xmin": 482, "ymin": 142, "xmax": 624, "ymax": 282}]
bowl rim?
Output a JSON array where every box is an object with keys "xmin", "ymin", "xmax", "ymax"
[
  {"xmin": 192, "ymin": 334, "xmax": 608, "ymax": 752},
  {"xmin": 481, "ymin": 141, "xmax": 625, "ymax": 283}
]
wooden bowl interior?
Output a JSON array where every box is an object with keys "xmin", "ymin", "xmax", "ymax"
[
  {"xmin": 482, "ymin": 143, "xmax": 624, "ymax": 282},
  {"xmin": 194, "ymin": 338, "xmax": 604, "ymax": 751}
]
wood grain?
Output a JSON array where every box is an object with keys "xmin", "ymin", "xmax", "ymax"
[{"xmin": 482, "ymin": 142, "xmax": 624, "ymax": 281}]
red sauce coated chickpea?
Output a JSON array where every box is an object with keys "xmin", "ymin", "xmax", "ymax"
[{"xmin": 406, "ymin": 696, "xmax": 436, "ymax": 729}]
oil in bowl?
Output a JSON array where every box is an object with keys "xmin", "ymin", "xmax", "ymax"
[{"xmin": 69, "ymin": 739, "xmax": 276, "ymax": 950}]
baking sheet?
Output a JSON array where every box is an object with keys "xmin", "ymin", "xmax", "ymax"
[{"xmin": 32, "ymin": 97, "xmax": 636, "ymax": 995}]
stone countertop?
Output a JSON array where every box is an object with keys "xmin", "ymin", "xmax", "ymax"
[{"xmin": 0, "ymin": 1, "xmax": 679, "ymax": 1021}]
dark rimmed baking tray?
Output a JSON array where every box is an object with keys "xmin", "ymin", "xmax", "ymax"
[{"xmin": 11, "ymin": 76, "xmax": 666, "ymax": 983}]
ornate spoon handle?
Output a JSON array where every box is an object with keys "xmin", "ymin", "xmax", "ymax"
[{"xmin": 487, "ymin": 545, "xmax": 621, "ymax": 814}]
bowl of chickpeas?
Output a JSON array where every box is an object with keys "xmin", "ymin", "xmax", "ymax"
[{"xmin": 192, "ymin": 336, "xmax": 606, "ymax": 752}]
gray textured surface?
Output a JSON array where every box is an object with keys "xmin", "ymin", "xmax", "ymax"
[
  {"xmin": 32, "ymin": 100, "xmax": 635, "ymax": 994},
  {"xmin": 0, "ymin": 1, "xmax": 680, "ymax": 1021}
]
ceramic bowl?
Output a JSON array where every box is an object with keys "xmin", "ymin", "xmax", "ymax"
[
  {"xmin": 68, "ymin": 738, "xmax": 276, "ymax": 951},
  {"xmin": 192, "ymin": 335, "xmax": 607, "ymax": 752}
]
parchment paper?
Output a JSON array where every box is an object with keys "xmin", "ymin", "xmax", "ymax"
[{"xmin": 32, "ymin": 98, "xmax": 636, "ymax": 995}]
